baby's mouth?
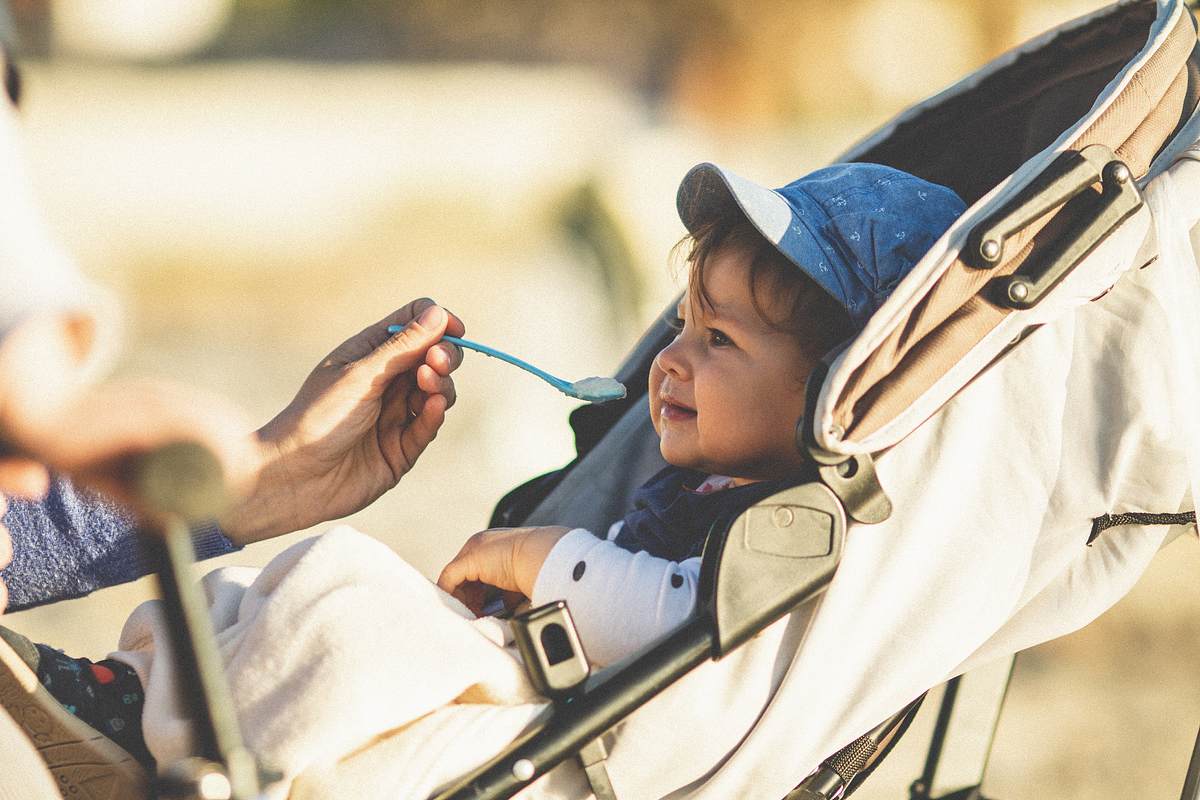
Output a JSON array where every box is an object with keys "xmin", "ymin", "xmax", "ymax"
[{"xmin": 660, "ymin": 399, "xmax": 697, "ymax": 422}]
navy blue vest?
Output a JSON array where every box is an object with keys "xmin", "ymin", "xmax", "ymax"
[{"xmin": 612, "ymin": 466, "xmax": 798, "ymax": 561}]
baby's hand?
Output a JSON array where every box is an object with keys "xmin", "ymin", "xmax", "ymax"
[{"xmin": 437, "ymin": 526, "xmax": 570, "ymax": 615}]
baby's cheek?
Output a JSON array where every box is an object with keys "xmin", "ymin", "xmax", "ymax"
[{"xmin": 647, "ymin": 364, "xmax": 664, "ymax": 434}]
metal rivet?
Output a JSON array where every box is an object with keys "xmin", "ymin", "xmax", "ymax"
[
  {"xmin": 772, "ymin": 507, "xmax": 795, "ymax": 528},
  {"xmin": 1110, "ymin": 162, "xmax": 1131, "ymax": 185},
  {"xmin": 1007, "ymin": 280, "xmax": 1030, "ymax": 303},
  {"xmin": 512, "ymin": 759, "xmax": 535, "ymax": 781},
  {"xmin": 827, "ymin": 424, "xmax": 845, "ymax": 441},
  {"xmin": 836, "ymin": 458, "xmax": 858, "ymax": 479},
  {"xmin": 981, "ymin": 239, "xmax": 1001, "ymax": 261}
]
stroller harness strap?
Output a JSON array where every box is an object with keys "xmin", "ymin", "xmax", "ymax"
[{"xmin": 1087, "ymin": 509, "xmax": 1197, "ymax": 543}]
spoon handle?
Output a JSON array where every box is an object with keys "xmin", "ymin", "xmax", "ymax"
[
  {"xmin": 386, "ymin": 325, "xmax": 570, "ymax": 392},
  {"xmin": 441, "ymin": 335, "xmax": 571, "ymax": 391}
]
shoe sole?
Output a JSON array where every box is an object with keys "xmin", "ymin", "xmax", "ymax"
[{"xmin": 0, "ymin": 635, "xmax": 148, "ymax": 800}]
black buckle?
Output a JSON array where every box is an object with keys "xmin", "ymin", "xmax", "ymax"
[
  {"xmin": 968, "ymin": 143, "xmax": 1143, "ymax": 309},
  {"xmin": 511, "ymin": 601, "xmax": 591, "ymax": 700}
]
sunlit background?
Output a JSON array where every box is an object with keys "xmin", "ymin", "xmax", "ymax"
[{"xmin": 5, "ymin": 1, "xmax": 1200, "ymax": 797}]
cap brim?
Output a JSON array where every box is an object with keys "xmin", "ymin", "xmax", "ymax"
[
  {"xmin": 676, "ymin": 163, "xmax": 795, "ymax": 246},
  {"xmin": 675, "ymin": 162, "xmax": 856, "ymax": 318}
]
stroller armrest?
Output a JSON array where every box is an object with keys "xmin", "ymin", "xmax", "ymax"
[
  {"xmin": 699, "ymin": 481, "xmax": 847, "ymax": 658},
  {"xmin": 430, "ymin": 480, "xmax": 848, "ymax": 800}
]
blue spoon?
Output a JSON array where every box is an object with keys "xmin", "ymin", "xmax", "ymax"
[{"xmin": 387, "ymin": 326, "xmax": 626, "ymax": 404}]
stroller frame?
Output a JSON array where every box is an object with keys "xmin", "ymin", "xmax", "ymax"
[{"xmin": 135, "ymin": 1, "xmax": 1200, "ymax": 798}]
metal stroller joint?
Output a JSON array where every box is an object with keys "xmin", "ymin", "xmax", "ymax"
[
  {"xmin": 798, "ymin": 361, "xmax": 893, "ymax": 526},
  {"xmin": 969, "ymin": 143, "xmax": 1143, "ymax": 310}
]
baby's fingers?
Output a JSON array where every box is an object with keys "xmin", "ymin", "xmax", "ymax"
[
  {"xmin": 451, "ymin": 580, "xmax": 490, "ymax": 617},
  {"xmin": 437, "ymin": 556, "xmax": 469, "ymax": 596},
  {"xmin": 437, "ymin": 536, "xmax": 485, "ymax": 596},
  {"xmin": 437, "ymin": 529, "xmax": 520, "ymax": 598}
]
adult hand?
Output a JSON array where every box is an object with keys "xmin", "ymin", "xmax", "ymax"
[
  {"xmin": 437, "ymin": 525, "xmax": 571, "ymax": 615},
  {"xmin": 222, "ymin": 298, "xmax": 465, "ymax": 543}
]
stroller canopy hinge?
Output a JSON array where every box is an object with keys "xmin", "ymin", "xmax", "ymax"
[
  {"xmin": 818, "ymin": 452, "xmax": 892, "ymax": 525},
  {"xmin": 799, "ymin": 361, "xmax": 892, "ymax": 525},
  {"xmin": 967, "ymin": 143, "xmax": 1144, "ymax": 310}
]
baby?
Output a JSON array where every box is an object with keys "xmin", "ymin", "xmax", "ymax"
[
  {"xmin": 437, "ymin": 160, "xmax": 966, "ymax": 665},
  {"xmin": 0, "ymin": 161, "xmax": 965, "ymax": 796}
]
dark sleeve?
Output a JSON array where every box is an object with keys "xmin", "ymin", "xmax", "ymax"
[{"xmin": 1, "ymin": 473, "xmax": 242, "ymax": 611}]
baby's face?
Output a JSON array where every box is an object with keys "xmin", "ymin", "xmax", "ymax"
[{"xmin": 649, "ymin": 245, "xmax": 815, "ymax": 484}]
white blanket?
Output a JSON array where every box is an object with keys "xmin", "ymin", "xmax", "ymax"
[
  {"xmin": 111, "ymin": 522, "xmax": 807, "ymax": 800},
  {"xmin": 112, "ymin": 526, "xmax": 549, "ymax": 800}
]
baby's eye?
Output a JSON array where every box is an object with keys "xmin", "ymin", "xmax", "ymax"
[{"xmin": 706, "ymin": 328, "xmax": 733, "ymax": 347}]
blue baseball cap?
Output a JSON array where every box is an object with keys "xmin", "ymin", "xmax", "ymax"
[{"xmin": 676, "ymin": 162, "xmax": 966, "ymax": 327}]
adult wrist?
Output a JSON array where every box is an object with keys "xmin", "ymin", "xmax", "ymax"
[{"xmin": 217, "ymin": 432, "xmax": 298, "ymax": 544}]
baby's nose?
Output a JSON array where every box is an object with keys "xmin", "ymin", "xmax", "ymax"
[{"xmin": 655, "ymin": 339, "xmax": 690, "ymax": 377}]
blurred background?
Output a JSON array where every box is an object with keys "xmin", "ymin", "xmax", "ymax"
[{"xmin": 4, "ymin": 0, "xmax": 1200, "ymax": 797}]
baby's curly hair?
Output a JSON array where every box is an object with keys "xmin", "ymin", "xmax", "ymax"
[{"xmin": 676, "ymin": 215, "xmax": 856, "ymax": 363}]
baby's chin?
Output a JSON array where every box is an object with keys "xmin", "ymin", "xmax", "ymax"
[
  {"xmin": 659, "ymin": 446, "xmax": 731, "ymax": 479},
  {"xmin": 660, "ymin": 448, "xmax": 794, "ymax": 485}
]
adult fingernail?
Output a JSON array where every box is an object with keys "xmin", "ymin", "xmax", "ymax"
[{"xmin": 418, "ymin": 305, "xmax": 447, "ymax": 328}]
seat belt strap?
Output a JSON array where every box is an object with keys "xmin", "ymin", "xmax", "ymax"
[{"xmin": 578, "ymin": 738, "xmax": 618, "ymax": 800}]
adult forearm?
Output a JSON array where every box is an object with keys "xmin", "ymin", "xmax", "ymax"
[{"xmin": 1, "ymin": 475, "xmax": 239, "ymax": 611}]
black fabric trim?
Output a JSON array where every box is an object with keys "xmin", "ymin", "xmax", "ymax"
[
  {"xmin": 3, "ymin": 50, "xmax": 20, "ymax": 107},
  {"xmin": 1087, "ymin": 510, "xmax": 1197, "ymax": 545}
]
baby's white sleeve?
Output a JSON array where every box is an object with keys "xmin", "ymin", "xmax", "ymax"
[{"xmin": 530, "ymin": 528, "xmax": 701, "ymax": 667}]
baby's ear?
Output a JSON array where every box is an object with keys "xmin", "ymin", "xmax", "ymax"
[{"xmin": 822, "ymin": 211, "xmax": 930, "ymax": 301}]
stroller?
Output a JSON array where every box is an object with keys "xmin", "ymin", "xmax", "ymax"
[{"xmin": 10, "ymin": 0, "xmax": 1200, "ymax": 797}]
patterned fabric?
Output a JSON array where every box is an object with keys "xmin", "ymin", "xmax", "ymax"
[
  {"xmin": 613, "ymin": 466, "xmax": 804, "ymax": 560},
  {"xmin": 676, "ymin": 162, "xmax": 966, "ymax": 326},
  {"xmin": 33, "ymin": 644, "xmax": 153, "ymax": 769}
]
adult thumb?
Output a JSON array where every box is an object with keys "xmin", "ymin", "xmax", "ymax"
[{"xmin": 364, "ymin": 304, "xmax": 449, "ymax": 377}]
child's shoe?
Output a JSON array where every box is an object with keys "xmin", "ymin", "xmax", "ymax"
[{"xmin": 0, "ymin": 626, "xmax": 148, "ymax": 800}]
